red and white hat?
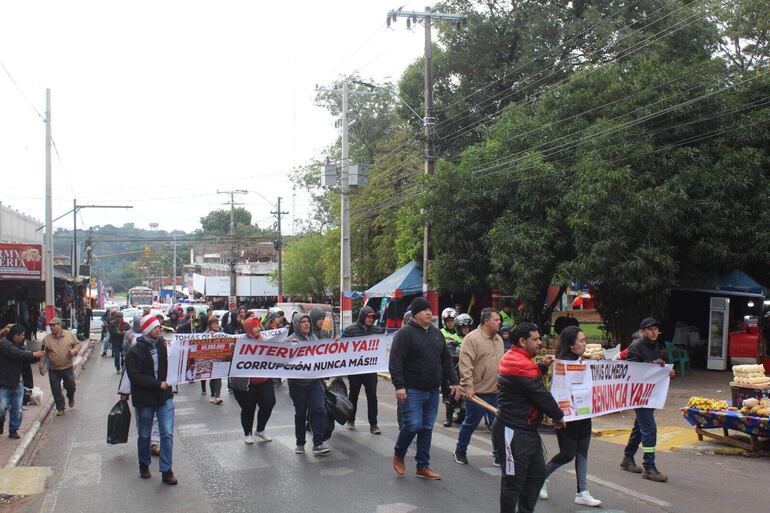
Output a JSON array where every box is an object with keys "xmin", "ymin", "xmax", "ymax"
[{"xmin": 140, "ymin": 314, "xmax": 160, "ymax": 336}]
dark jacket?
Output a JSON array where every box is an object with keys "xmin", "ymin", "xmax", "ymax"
[
  {"xmin": 342, "ymin": 306, "xmax": 384, "ymax": 338},
  {"xmin": 125, "ymin": 336, "xmax": 173, "ymax": 407},
  {"xmin": 177, "ymin": 314, "xmax": 196, "ymax": 334},
  {"xmin": 389, "ymin": 320, "xmax": 458, "ymax": 391},
  {"xmin": 197, "ymin": 312, "xmax": 209, "ymax": 333},
  {"xmin": 0, "ymin": 335, "xmax": 40, "ymax": 388},
  {"xmin": 109, "ymin": 319, "xmax": 129, "ymax": 351},
  {"xmin": 496, "ymin": 346, "xmax": 563, "ymax": 430},
  {"xmin": 287, "ymin": 314, "xmax": 320, "ymax": 385},
  {"xmin": 626, "ymin": 336, "xmax": 662, "ymax": 363}
]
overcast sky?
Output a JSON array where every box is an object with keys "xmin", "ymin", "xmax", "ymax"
[{"xmin": 0, "ymin": 1, "xmax": 426, "ymax": 235}]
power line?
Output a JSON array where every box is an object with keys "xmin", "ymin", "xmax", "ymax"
[{"xmin": 0, "ymin": 61, "xmax": 43, "ymax": 119}]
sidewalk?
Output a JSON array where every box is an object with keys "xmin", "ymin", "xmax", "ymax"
[{"xmin": 0, "ymin": 333, "xmax": 97, "ymax": 468}]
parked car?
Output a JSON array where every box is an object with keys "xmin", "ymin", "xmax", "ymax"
[{"xmin": 90, "ymin": 309, "xmax": 106, "ymax": 333}]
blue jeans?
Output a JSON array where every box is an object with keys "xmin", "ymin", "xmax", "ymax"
[
  {"xmin": 136, "ymin": 399, "xmax": 174, "ymax": 472},
  {"xmin": 456, "ymin": 393, "xmax": 497, "ymax": 455},
  {"xmin": 113, "ymin": 345, "xmax": 123, "ymax": 370},
  {"xmin": 0, "ymin": 382, "xmax": 24, "ymax": 433},
  {"xmin": 288, "ymin": 380, "xmax": 325, "ymax": 447},
  {"xmin": 624, "ymin": 407, "xmax": 657, "ymax": 469},
  {"xmin": 102, "ymin": 332, "xmax": 110, "ymax": 354},
  {"xmin": 394, "ymin": 388, "xmax": 439, "ymax": 469}
]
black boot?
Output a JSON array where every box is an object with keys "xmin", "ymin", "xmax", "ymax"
[
  {"xmin": 443, "ymin": 406, "xmax": 453, "ymax": 427},
  {"xmin": 162, "ymin": 470, "xmax": 178, "ymax": 485},
  {"xmin": 139, "ymin": 464, "xmax": 151, "ymax": 479}
]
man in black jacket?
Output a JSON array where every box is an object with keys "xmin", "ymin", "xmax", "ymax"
[
  {"xmin": 493, "ymin": 322, "xmax": 564, "ymax": 513},
  {"xmin": 125, "ymin": 315, "xmax": 177, "ymax": 485},
  {"xmin": 389, "ymin": 297, "xmax": 458, "ymax": 480},
  {"xmin": 0, "ymin": 325, "xmax": 44, "ymax": 438},
  {"xmin": 621, "ymin": 317, "xmax": 673, "ymax": 483},
  {"xmin": 343, "ymin": 305, "xmax": 384, "ymax": 434}
]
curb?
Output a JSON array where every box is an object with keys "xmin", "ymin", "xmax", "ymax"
[{"xmin": 5, "ymin": 339, "xmax": 96, "ymax": 468}]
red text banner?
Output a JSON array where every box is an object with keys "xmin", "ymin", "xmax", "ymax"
[{"xmin": 550, "ymin": 359, "xmax": 672, "ymax": 421}]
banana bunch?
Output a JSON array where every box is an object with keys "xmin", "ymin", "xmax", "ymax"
[{"xmin": 687, "ymin": 396, "xmax": 730, "ymax": 411}]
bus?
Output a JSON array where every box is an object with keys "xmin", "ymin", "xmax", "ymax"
[{"xmin": 127, "ymin": 286, "xmax": 154, "ymax": 308}]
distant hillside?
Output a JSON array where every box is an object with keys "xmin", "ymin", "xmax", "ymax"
[{"xmin": 54, "ymin": 223, "xmax": 191, "ymax": 293}]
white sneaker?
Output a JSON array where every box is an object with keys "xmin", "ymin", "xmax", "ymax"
[
  {"xmin": 255, "ymin": 431, "xmax": 272, "ymax": 442},
  {"xmin": 244, "ymin": 435, "xmax": 255, "ymax": 445},
  {"xmin": 539, "ymin": 481, "xmax": 548, "ymax": 500},
  {"xmin": 574, "ymin": 491, "xmax": 601, "ymax": 507}
]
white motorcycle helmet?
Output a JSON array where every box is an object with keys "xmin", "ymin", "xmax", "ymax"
[{"xmin": 441, "ymin": 308, "xmax": 457, "ymax": 328}]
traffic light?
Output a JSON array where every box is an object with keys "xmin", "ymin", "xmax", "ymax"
[{"xmin": 144, "ymin": 245, "xmax": 151, "ymax": 257}]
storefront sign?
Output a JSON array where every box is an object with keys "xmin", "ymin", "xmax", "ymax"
[
  {"xmin": 550, "ymin": 359, "xmax": 672, "ymax": 421},
  {"xmin": 0, "ymin": 243, "xmax": 43, "ymax": 280}
]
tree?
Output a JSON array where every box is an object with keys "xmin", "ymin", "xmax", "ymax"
[
  {"xmin": 275, "ymin": 232, "xmax": 339, "ymax": 299},
  {"xmin": 200, "ymin": 208, "xmax": 252, "ymax": 235}
]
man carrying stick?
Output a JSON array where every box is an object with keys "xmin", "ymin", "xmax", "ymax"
[{"xmin": 454, "ymin": 307, "xmax": 504, "ymax": 466}]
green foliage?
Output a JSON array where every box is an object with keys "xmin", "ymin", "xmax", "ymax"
[{"xmin": 275, "ymin": 231, "xmax": 339, "ymax": 299}]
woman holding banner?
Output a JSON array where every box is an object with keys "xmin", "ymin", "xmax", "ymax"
[
  {"xmin": 230, "ymin": 317, "xmax": 276, "ymax": 444},
  {"xmin": 202, "ymin": 316, "xmax": 224, "ymax": 405},
  {"xmin": 539, "ymin": 326, "xmax": 601, "ymax": 507},
  {"xmin": 287, "ymin": 313, "xmax": 330, "ymax": 456}
]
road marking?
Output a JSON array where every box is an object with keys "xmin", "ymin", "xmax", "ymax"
[
  {"xmin": 207, "ymin": 440, "xmax": 272, "ymax": 471},
  {"xmin": 376, "ymin": 504, "xmax": 418, "ymax": 513},
  {"xmin": 479, "ymin": 467, "xmax": 500, "ymax": 476},
  {"xmin": 566, "ymin": 470, "xmax": 671, "ymax": 508},
  {"xmin": 273, "ymin": 435, "xmax": 350, "ymax": 462},
  {"xmin": 319, "ymin": 466, "xmax": 355, "ymax": 476},
  {"xmin": 430, "ymin": 431, "xmax": 488, "ymax": 456},
  {"xmin": 62, "ymin": 452, "xmax": 101, "ymax": 488}
]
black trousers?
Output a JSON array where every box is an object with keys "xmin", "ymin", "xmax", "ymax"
[
  {"xmin": 348, "ymin": 373, "xmax": 378, "ymax": 426},
  {"xmin": 233, "ymin": 381, "xmax": 276, "ymax": 435},
  {"xmin": 49, "ymin": 367, "xmax": 76, "ymax": 412},
  {"xmin": 492, "ymin": 420, "xmax": 546, "ymax": 513}
]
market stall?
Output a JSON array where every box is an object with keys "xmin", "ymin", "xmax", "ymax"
[{"xmin": 681, "ymin": 364, "xmax": 770, "ymax": 455}]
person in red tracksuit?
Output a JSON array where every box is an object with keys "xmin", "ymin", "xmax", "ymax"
[{"xmin": 493, "ymin": 322, "xmax": 565, "ymax": 513}]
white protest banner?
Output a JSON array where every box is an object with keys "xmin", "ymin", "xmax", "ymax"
[
  {"xmin": 550, "ymin": 359, "xmax": 672, "ymax": 421},
  {"xmin": 166, "ymin": 332, "xmax": 240, "ymax": 386},
  {"xmin": 230, "ymin": 333, "xmax": 392, "ymax": 379}
]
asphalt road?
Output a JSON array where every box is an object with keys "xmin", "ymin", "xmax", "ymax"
[{"xmin": 16, "ymin": 351, "xmax": 768, "ymax": 513}]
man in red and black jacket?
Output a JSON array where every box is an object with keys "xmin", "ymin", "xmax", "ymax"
[{"xmin": 493, "ymin": 322, "xmax": 564, "ymax": 513}]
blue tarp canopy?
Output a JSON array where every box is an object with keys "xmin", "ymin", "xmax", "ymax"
[
  {"xmin": 364, "ymin": 261, "xmax": 423, "ymax": 298},
  {"xmin": 676, "ymin": 269, "xmax": 767, "ymax": 298}
]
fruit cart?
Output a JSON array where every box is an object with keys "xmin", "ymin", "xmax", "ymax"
[{"xmin": 681, "ymin": 397, "xmax": 770, "ymax": 455}]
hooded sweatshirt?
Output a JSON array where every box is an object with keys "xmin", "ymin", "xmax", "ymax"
[
  {"xmin": 309, "ymin": 307, "xmax": 330, "ymax": 339},
  {"xmin": 287, "ymin": 314, "xmax": 319, "ymax": 385},
  {"xmin": 341, "ymin": 306, "xmax": 384, "ymax": 338}
]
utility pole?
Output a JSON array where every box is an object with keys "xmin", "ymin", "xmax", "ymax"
[
  {"xmin": 387, "ymin": 7, "xmax": 466, "ymax": 322},
  {"xmin": 172, "ymin": 236, "xmax": 177, "ymax": 302},
  {"xmin": 44, "ymin": 89, "xmax": 54, "ymax": 324},
  {"xmin": 340, "ymin": 79, "xmax": 352, "ymax": 330},
  {"xmin": 217, "ymin": 189, "xmax": 247, "ymax": 305},
  {"xmin": 271, "ymin": 197, "xmax": 288, "ymax": 303}
]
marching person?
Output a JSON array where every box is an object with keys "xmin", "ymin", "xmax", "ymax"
[
  {"xmin": 287, "ymin": 313, "xmax": 330, "ymax": 456},
  {"xmin": 444, "ymin": 313, "xmax": 473, "ymax": 427},
  {"xmin": 539, "ymin": 326, "xmax": 602, "ymax": 507},
  {"xmin": 202, "ymin": 316, "xmax": 224, "ymax": 404},
  {"xmin": 390, "ymin": 296, "xmax": 458, "ymax": 480},
  {"xmin": 101, "ymin": 309, "xmax": 114, "ymax": 356},
  {"xmin": 454, "ymin": 307, "xmax": 504, "ymax": 466},
  {"xmin": 493, "ymin": 321, "xmax": 565, "ymax": 513},
  {"xmin": 343, "ymin": 305, "xmax": 384, "ymax": 434},
  {"xmin": 621, "ymin": 317, "xmax": 674, "ymax": 483},
  {"xmin": 0, "ymin": 325, "xmax": 44, "ymax": 438},
  {"xmin": 40, "ymin": 318, "xmax": 81, "ymax": 416},
  {"xmin": 109, "ymin": 312, "xmax": 129, "ymax": 374},
  {"xmin": 221, "ymin": 303, "xmax": 239, "ymax": 333},
  {"xmin": 230, "ymin": 317, "xmax": 276, "ymax": 444},
  {"xmin": 309, "ymin": 307, "xmax": 331, "ymax": 339},
  {"xmin": 177, "ymin": 306, "xmax": 197, "ymax": 334},
  {"xmin": 125, "ymin": 314, "xmax": 177, "ymax": 485}
]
